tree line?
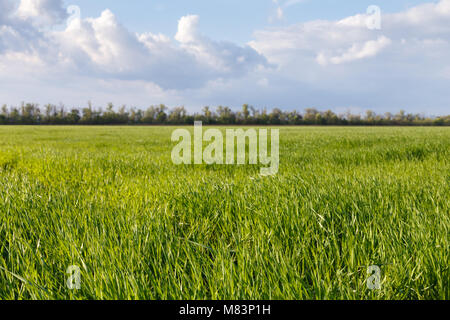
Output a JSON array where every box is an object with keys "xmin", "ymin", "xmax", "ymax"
[{"xmin": 0, "ymin": 102, "xmax": 449, "ymax": 126}]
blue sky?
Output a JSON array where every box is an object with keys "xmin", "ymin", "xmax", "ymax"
[
  {"xmin": 1, "ymin": 0, "xmax": 449, "ymax": 115},
  {"xmin": 64, "ymin": 0, "xmax": 436, "ymax": 44}
]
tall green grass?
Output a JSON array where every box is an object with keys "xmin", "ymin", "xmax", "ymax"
[{"xmin": 0, "ymin": 126, "xmax": 448, "ymax": 299}]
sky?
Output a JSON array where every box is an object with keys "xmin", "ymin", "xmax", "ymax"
[
  {"xmin": 1, "ymin": 0, "xmax": 449, "ymax": 115},
  {"xmin": 63, "ymin": 0, "xmax": 435, "ymax": 44}
]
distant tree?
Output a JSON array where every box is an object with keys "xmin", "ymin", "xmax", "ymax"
[
  {"xmin": 155, "ymin": 104, "xmax": 168, "ymax": 124},
  {"xmin": 21, "ymin": 103, "xmax": 35, "ymax": 124},
  {"xmin": 395, "ymin": 110, "xmax": 406, "ymax": 122},
  {"xmin": 304, "ymin": 108, "xmax": 319, "ymax": 124},
  {"xmin": 242, "ymin": 104, "xmax": 250, "ymax": 124},
  {"xmin": 216, "ymin": 106, "xmax": 235, "ymax": 124},
  {"xmin": 258, "ymin": 108, "xmax": 269, "ymax": 124},
  {"xmin": 129, "ymin": 108, "xmax": 142, "ymax": 124},
  {"xmin": 315, "ymin": 113, "xmax": 325, "ymax": 125},
  {"xmin": 323, "ymin": 110, "xmax": 338, "ymax": 125},
  {"xmin": 9, "ymin": 108, "xmax": 20, "ymax": 124},
  {"xmin": 384, "ymin": 112, "xmax": 393, "ymax": 124},
  {"xmin": 202, "ymin": 106, "xmax": 213, "ymax": 124},
  {"xmin": 168, "ymin": 106, "xmax": 187, "ymax": 124},
  {"xmin": 118, "ymin": 105, "xmax": 129, "ymax": 124},
  {"xmin": 269, "ymin": 108, "xmax": 283, "ymax": 125},
  {"xmin": 287, "ymin": 110, "xmax": 302, "ymax": 125},
  {"xmin": 348, "ymin": 113, "xmax": 362, "ymax": 125},
  {"xmin": 365, "ymin": 110, "xmax": 376, "ymax": 124},
  {"xmin": 143, "ymin": 106, "xmax": 157, "ymax": 124},
  {"xmin": 0, "ymin": 101, "xmax": 448, "ymax": 126},
  {"xmin": 0, "ymin": 105, "xmax": 7, "ymax": 124},
  {"xmin": 67, "ymin": 109, "xmax": 81, "ymax": 124},
  {"xmin": 81, "ymin": 105, "xmax": 93, "ymax": 124}
]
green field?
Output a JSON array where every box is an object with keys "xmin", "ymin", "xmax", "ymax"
[{"xmin": 0, "ymin": 126, "xmax": 448, "ymax": 300}]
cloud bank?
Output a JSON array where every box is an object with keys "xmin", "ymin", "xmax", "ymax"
[{"xmin": 1, "ymin": 0, "xmax": 450, "ymax": 114}]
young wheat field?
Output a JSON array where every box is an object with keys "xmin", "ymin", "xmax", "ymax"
[{"xmin": 0, "ymin": 126, "xmax": 448, "ymax": 300}]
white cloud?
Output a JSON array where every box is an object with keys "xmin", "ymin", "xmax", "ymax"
[
  {"xmin": 276, "ymin": 7, "xmax": 284, "ymax": 20},
  {"xmin": 271, "ymin": 0, "xmax": 305, "ymax": 21},
  {"xmin": 247, "ymin": 0, "xmax": 450, "ymax": 113},
  {"xmin": 0, "ymin": 1, "xmax": 14, "ymax": 24},
  {"xmin": 174, "ymin": 14, "xmax": 268, "ymax": 75},
  {"xmin": 16, "ymin": 0, "xmax": 67, "ymax": 26},
  {"xmin": 258, "ymin": 77, "xmax": 269, "ymax": 87},
  {"xmin": 175, "ymin": 15, "xmax": 199, "ymax": 44},
  {"xmin": 317, "ymin": 36, "xmax": 392, "ymax": 66},
  {"xmin": 252, "ymin": 0, "xmax": 450, "ymax": 67},
  {"xmin": 0, "ymin": 4, "xmax": 268, "ymax": 90}
]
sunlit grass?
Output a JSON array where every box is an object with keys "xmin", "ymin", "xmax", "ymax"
[{"xmin": 0, "ymin": 126, "xmax": 448, "ymax": 300}]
